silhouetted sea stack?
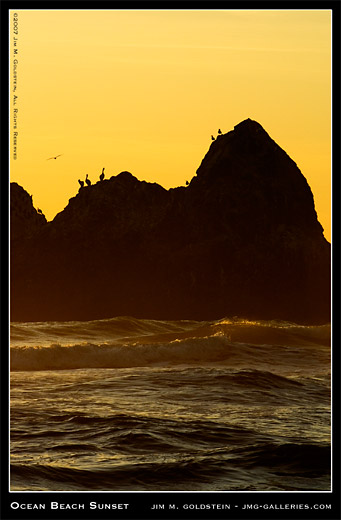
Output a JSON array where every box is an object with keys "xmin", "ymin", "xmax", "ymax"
[{"xmin": 10, "ymin": 119, "xmax": 330, "ymax": 323}]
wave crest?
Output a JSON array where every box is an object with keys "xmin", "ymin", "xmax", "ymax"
[{"xmin": 10, "ymin": 316, "xmax": 330, "ymax": 372}]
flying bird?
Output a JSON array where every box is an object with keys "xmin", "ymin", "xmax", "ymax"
[{"xmin": 47, "ymin": 154, "xmax": 63, "ymax": 160}]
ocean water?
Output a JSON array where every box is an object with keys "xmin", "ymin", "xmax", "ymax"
[{"xmin": 10, "ymin": 317, "xmax": 331, "ymax": 492}]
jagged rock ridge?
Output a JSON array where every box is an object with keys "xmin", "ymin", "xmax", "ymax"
[
  {"xmin": 10, "ymin": 119, "xmax": 330, "ymax": 323},
  {"xmin": 10, "ymin": 183, "xmax": 47, "ymax": 241}
]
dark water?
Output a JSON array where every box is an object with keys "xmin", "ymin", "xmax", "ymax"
[{"xmin": 10, "ymin": 317, "xmax": 331, "ymax": 491}]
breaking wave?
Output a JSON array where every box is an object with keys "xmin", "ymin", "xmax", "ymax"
[{"xmin": 10, "ymin": 317, "xmax": 330, "ymax": 372}]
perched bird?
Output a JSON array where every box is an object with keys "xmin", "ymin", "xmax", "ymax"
[
  {"xmin": 218, "ymin": 129, "xmax": 222, "ymax": 135},
  {"xmin": 78, "ymin": 179, "xmax": 84, "ymax": 189},
  {"xmin": 211, "ymin": 135, "xmax": 215, "ymax": 141},
  {"xmin": 186, "ymin": 180, "xmax": 189, "ymax": 186},
  {"xmin": 100, "ymin": 168, "xmax": 105, "ymax": 181},
  {"xmin": 47, "ymin": 154, "xmax": 62, "ymax": 160},
  {"xmin": 37, "ymin": 208, "xmax": 43, "ymax": 214},
  {"xmin": 85, "ymin": 174, "xmax": 91, "ymax": 186}
]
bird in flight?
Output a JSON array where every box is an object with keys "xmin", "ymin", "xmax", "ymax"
[{"xmin": 47, "ymin": 154, "xmax": 63, "ymax": 160}]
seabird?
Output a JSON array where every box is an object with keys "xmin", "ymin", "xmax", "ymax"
[
  {"xmin": 100, "ymin": 168, "xmax": 105, "ymax": 181},
  {"xmin": 85, "ymin": 174, "xmax": 91, "ymax": 186},
  {"xmin": 47, "ymin": 154, "xmax": 62, "ymax": 160},
  {"xmin": 211, "ymin": 135, "xmax": 215, "ymax": 141},
  {"xmin": 218, "ymin": 129, "xmax": 222, "ymax": 135},
  {"xmin": 78, "ymin": 179, "xmax": 84, "ymax": 188}
]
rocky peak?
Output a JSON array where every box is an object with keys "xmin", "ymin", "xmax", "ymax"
[
  {"xmin": 195, "ymin": 118, "xmax": 296, "ymax": 180},
  {"xmin": 10, "ymin": 182, "xmax": 47, "ymax": 241},
  {"xmin": 191, "ymin": 119, "xmax": 322, "ymax": 239},
  {"xmin": 51, "ymin": 170, "xmax": 169, "ymax": 239}
]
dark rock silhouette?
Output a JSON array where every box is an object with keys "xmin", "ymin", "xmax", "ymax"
[
  {"xmin": 10, "ymin": 183, "xmax": 47, "ymax": 241},
  {"xmin": 10, "ymin": 119, "xmax": 330, "ymax": 323}
]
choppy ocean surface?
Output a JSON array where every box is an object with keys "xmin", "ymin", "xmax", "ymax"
[{"xmin": 10, "ymin": 317, "xmax": 331, "ymax": 492}]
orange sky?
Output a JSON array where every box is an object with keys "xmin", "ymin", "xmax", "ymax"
[{"xmin": 10, "ymin": 9, "xmax": 331, "ymax": 241}]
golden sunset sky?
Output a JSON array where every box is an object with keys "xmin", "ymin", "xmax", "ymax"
[{"xmin": 10, "ymin": 9, "xmax": 331, "ymax": 240}]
